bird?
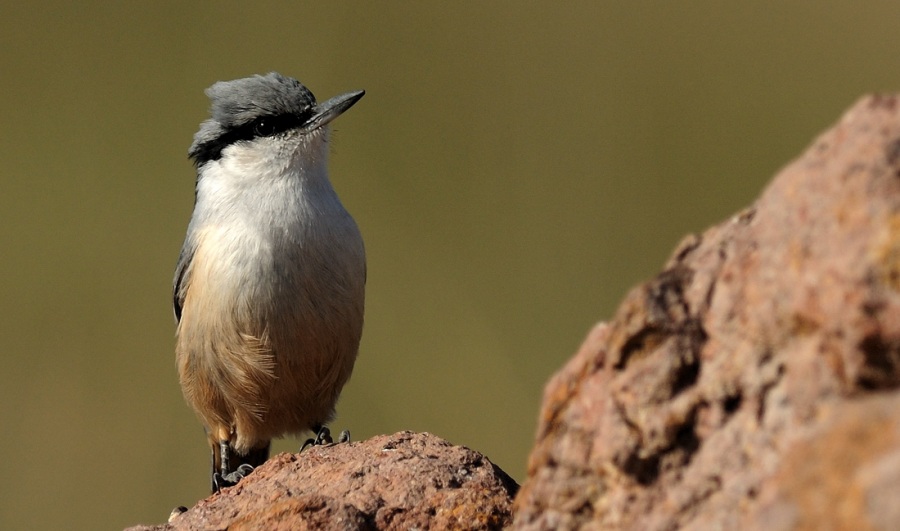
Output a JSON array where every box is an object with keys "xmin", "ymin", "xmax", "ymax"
[{"xmin": 173, "ymin": 72, "xmax": 366, "ymax": 492}]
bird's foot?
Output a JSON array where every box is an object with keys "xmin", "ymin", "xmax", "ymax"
[
  {"xmin": 300, "ymin": 426, "xmax": 351, "ymax": 451},
  {"xmin": 212, "ymin": 463, "xmax": 254, "ymax": 492}
]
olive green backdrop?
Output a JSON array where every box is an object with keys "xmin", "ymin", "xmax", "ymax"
[{"xmin": 2, "ymin": 2, "xmax": 897, "ymax": 529}]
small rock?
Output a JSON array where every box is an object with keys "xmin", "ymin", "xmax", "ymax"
[{"xmin": 127, "ymin": 431, "xmax": 517, "ymax": 530}]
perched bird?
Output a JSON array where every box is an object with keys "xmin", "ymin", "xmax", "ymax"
[{"xmin": 173, "ymin": 72, "xmax": 366, "ymax": 492}]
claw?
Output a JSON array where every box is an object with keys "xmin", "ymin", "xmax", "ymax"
[
  {"xmin": 213, "ymin": 463, "xmax": 255, "ymax": 491},
  {"xmin": 301, "ymin": 426, "xmax": 331, "ymax": 451},
  {"xmin": 316, "ymin": 426, "xmax": 334, "ymax": 445},
  {"xmin": 300, "ymin": 426, "xmax": 352, "ymax": 451}
]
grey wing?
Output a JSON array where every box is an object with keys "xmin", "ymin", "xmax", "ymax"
[{"xmin": 173, "ymin": 238, "xmax": 196, "ymax": 323}]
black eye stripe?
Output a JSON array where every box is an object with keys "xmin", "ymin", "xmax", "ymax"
[{"xmin": 190, "ymin": 113, "xmax": 309, "ymax": 165}]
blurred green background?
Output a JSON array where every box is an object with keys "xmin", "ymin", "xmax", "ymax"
[{"xmin": 2, "ymin": 2, "xmax": 898, "ymax": 529}]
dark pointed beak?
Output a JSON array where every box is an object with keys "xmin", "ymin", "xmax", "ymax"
[{"xmin": 303, "ymin": 90, "xmax": 365, "ymax": 132}]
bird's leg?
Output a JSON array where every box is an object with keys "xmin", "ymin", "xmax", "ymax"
[
  {"xmin": 219, "ymin": 440, "xmax": 229, "ymax": 477},
  {"xmin": 212, "ymin": 440, "xmax": 255, "ymax": 492}
]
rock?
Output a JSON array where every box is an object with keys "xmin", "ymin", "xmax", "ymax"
[
  {"xmin": 127, "ymin": 431, "xmax": 518, "ymax": 530},
  {"xmin": 512, "ymin": 94, "xmax": 900, "ymax": 529}
]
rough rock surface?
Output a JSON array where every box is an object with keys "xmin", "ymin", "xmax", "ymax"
[
  {"xmin": 127, "ymin": 431, "xmax": 517, "ymax": 530},
  {"xmin": 512, "ymin": 94, "xmax": 900, "ymax": 529}
]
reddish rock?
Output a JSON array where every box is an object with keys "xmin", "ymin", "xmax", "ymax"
[
  {"xmin": 128, "ymin": 431, "xmax": 517, "ymax": 530},
  {"xmin": 512, "ymin": 94, "xmax": 900, "ymax": 529}
]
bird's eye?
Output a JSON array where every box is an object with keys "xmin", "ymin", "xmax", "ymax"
[{"xmin": 253, "ymin": 119, "xmax": 277, "ymax": 137}]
